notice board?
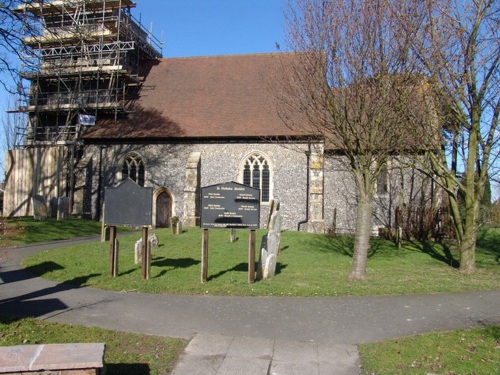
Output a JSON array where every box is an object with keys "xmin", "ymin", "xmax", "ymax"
[
  {"xmin": 104, "ymin": 179, "xmax": 153, "ymax": 226},
  {"xmin": 200, "ymin": 181, "xmax": 260, "ymax": 229}
]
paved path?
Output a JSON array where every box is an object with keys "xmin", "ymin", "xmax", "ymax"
[{"xmin": 1, "ymin": 238, "xmax": 499, "ymax": 374}]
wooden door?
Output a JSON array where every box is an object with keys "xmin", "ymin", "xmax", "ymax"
[{"xmin": 156, "ymin": 192, "xmax": 172, "ymax": 228}]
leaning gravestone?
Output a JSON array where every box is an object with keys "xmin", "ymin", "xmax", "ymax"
[
  {"xmin": 258, "ymin": 203, "xmax": 282, "ymax": 279},
  {"xmin": 32, "ymin": 195, "xmax": 47, "ymax": 221}
]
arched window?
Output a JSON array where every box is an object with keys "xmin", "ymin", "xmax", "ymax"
[
  {"xmin": 241, "ymin": 152, "xmax": 271, "ymax": 202},
  {"xmin": 122, "ymin": 153, "xmax": 145, "ymax": 187}
]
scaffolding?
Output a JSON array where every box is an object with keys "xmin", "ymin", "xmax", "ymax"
[{"xmin": 11, "ymin": 0, "xmax": 162, "ymax": 146}]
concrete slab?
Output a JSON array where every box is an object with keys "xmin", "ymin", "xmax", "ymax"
[{"xmin": 171, "ymin": 334, "xmax": 362, "ymax": 375}]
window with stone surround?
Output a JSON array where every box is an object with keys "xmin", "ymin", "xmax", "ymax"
[
  {"xmin": 241, "ymin": 151, "xmax": 271, "ymax": 203},
  {"xmin": 376, "ymin": 161, "xmax": 389, "ymax": 196},
  {"xmin": 122, "ymin": 152, "xmax": 145, "ymax": 187}
]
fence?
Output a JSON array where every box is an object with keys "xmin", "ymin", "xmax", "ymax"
[{"xmin": 395, "ymin": 205, "xmax": 454, "ymax": 241}]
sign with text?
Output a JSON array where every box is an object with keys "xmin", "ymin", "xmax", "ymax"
[{"xmin": 201, "ymin": 182, "xmax": 260, "ymax": 229}]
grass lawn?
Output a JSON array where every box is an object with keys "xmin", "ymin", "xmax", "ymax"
[
  {"xmin": 0, "ymin": 216, "xmax": 105, "ymax": 246},
  {"xmin": 359, "ymin": 325, "xmax": 500, "ymax": 375},
  {"xmin": 0, "ymin": 315, "xmax": 186, "ymax": 375},
  {"xmin": 20, "ymin": 226, "xmax": 500, "ymax": 297},
  {"xmin": 2, "ymin": 218, "xmax": 499, "ymax": 374}
]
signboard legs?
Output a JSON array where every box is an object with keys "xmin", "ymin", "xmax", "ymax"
[
  {"xmin": 201, "ymin": 229, "xmax": 208, "ymax": 283},
  {"xmin": 141, "ymin": 227, "xmax": 151, "ymax": 280},
  {"xmin": 108, "ymin": 226, "xmax": 118, "ymax": 277},
  {"xmin": 248, "ymin": 230, "xmax": 256, "ymax": 284}
]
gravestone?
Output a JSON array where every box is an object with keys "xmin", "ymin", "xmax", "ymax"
[
  {"xmin": 57, "ymin": 196, "xmax": 70, "ymax": 220},
  {"xmin": 134, "ymin": 235, "xmax": 158, "ymax": 264},
  {"xmin": 258, "ymin": 202, "xmax": 282, "ymax": 279},
  {"xmin": 32, "ymin": 195, "xmax": 47, "ymax": 221},
  {"xmin": 263, "ymin": 254, "xmax": 277, "ymax": 279},
  {"xmin": 134, "ymin": 239, "xmax": 142, "ymax": 264},
  {"xmin": 49, "ymin": 197, "xmax": 58, "ymax": 217}
]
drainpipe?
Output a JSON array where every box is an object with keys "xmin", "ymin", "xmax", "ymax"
[
  {"xmin": 97, "ymin": 144, "xmax": 106, "ymax": 220},
  {"xmin": 297, "ymin": 143, "xmax": 311, "ymax": 231}
]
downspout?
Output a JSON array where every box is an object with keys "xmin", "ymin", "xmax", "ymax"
[{"xmin": 297, "ymin": 143, "xmax": 311, "ymax": 231}]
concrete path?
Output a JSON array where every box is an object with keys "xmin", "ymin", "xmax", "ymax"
[{"xmin": 1, "ymin": 238, "xmax": 499, "ymax": 374}]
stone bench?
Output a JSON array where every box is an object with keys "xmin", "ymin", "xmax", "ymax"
[{"xmin": 0, "ymin": 343, "xmax": 105, "ymax": 375}]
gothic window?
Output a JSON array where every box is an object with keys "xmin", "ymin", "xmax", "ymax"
[
  {"xmin": 377, "ymin": 162, "xmax": 389, "ymax": 196},
  {"xmin": 242, "ymin": 152, "xmax": 271, "ymax": 202},
  {"xmin": 122, "ymin": 153, "xmax": 145, "ymax": 187}
]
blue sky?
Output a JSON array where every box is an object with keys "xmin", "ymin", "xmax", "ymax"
[
  {"xmin": 0, "ymin": 0, "xmax": 285, "ymax": 174},
  {"xmin": 131, "ymin": 0, "xmax": 284, "ymax": 58}
]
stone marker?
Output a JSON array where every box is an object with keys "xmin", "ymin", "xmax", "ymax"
[
  {"xmin": 135, "ymin": 235, "xmax": 158, "ymax": 264},
  {"xmin": 149, "ymin": 233, "xmax": 159, "ymax": 247},
  {"xmin": 230, "ymin": 228, "xmax": 237, "ymax": 243},
  {"xmin": 49, "ymin": 197, "xmax": 58, "ymax": 217},
  {"xmin": 134, "ymin": 238, "xmax": 142, "ymax": 264},
  {"xmin": 263, "ymin": 254, "xmax": 277, "ymax": 279},
  {"xmin": 57, "ymin": 196, "xmax": 70, "ymax": 220},
  {"xmin": 258, "ymin": 203, "xmax": 282, "ymax": 279},
  {"xmin": 32, "ymin": 195, "xmax": 47, "ymax": 221}
]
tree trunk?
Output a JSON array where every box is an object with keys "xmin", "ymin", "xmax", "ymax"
[
  {"xmin": 459, "ymin": 190, "xmax": 479, "ymax": 274},
  {"xmin": 458, "ymin": 108, "xmax": 480, "ymax": 274},
  {"xmin": 348, "ymin": 195, "xmax": 374, "ymax": 281}
]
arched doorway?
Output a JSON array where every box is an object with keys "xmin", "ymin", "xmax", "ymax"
[{"xmin": 156, "ymin": 191, "xmax": 172, "ymax": 228}]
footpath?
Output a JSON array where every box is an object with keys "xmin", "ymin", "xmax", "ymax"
[{"xmin": 1, "ymin": 238, "xmax": 499, "ymax": 374}]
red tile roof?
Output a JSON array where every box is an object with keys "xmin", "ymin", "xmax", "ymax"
[{"xmin": 82, "ymin": 53, "xmax": 310, "ymax": 140}]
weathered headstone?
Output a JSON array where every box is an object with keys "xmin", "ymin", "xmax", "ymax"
[
  {"xmin": 229, "ymin": 228, "xmax": 237, "ymax": 243},
  {"xmin": 57, "ymin": 196, "xmax": 70, "ymax": 220},
  {"xmin": 32, "ymin": 195, "xmax": 47, "ymax": 221},
  {"xmin": 149, "ymin": 233, "xmax": 159, "ymax": 247},
  {"xmin": 263, "ymin": 254, "xmax": 277, "ymax": 279},
  {"xmin": 49, "ymin": 197, "xmax": 58, "ymax": 217},
  {"xmin": 258, "ymin": 202, "xmax": 282, "ymax": 279},
  {"xmin": 135, "ymin": 235, "xmax": 158, "ymax": 264},
  {"xmin": 134, "ymin": 238, "xmax": 142, "ymax": 264}
]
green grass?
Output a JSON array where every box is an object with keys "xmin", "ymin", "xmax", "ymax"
[
  {"xmin": 359, "ymin": 326, "xmax": 500, "ymax": 374},
  {"xmin": 0, "ymin": 216, "xmax": 105, "ymax": 246},
  {"xmin": 21, "ymin": 226, "xmax": 500, "ymax": 296},
  {"xmin": 0, "ymin": 315, "xmax": 186, "ymax": 375}
]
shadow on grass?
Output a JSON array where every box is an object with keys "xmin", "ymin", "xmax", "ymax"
[
  {"xmin": 207, "ymin": 262, "xmax": 248, "ymax": 281},
  {"xmin": 24, "ymin": 261, "xmax": 64, "ymax": 276},
  {"xmin": 152, "ymin": 257, "xmax": 200, "ymax": 278},
  {"xmin": 106, "ymin": 363, "xmax": 150, "ymax": 375},
  {"xmin": 320, "ymin": 234, "xmax": 387, "ymax": 258},
  {"xmin": 408, "ymin": 240, "xmax": 460, "ymax": 268},
  {"xmin": 152, "ymin": 257, "xmax": 200, "ymax": 269}
]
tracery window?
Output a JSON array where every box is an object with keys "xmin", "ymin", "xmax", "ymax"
[
  {"xmin": 122, "ymin": 153, "xmax": 145, "ymax": 187},
  {"xmin": 242, "ymin": 152, "xmax": 271, "ymax": 202}
]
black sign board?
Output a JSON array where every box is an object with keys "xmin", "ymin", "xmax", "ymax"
[
  {"xmin": 201, "ymin": 182, "xmax": 260, "ymax": 229},
  {"xmin": 104, "ymin": 179, "xmax": 153, "ymax": 226}
]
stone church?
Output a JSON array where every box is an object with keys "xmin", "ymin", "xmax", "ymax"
[{"xmin": 3, "ymin": 0, "xmax": 431, "ymax": 234}]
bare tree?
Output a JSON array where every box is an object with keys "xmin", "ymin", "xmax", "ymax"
[
  {"xmin": 0, "ymin": 1, "xmax": 34, "ymax": 92},
  {"xmin": 400, "ymin": 0, "xmax": 500, "ymax": 274},
  {"xmin": 278, "ymin": 0, "xmax": 427, "ymax": 280}
]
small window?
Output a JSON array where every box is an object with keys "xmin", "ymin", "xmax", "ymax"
[
  {"xmin": 241, "ymin": 152, "xmax": 271, "ymax": 202},
  {"xmin": 122, "ymin": 153, "xmax": 145, "ymax": 187}
]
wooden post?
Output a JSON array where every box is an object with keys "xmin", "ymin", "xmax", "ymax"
[
  {"xmin": 201, "ymin": 229, "xmax": 208, "ymax": 283},
  {"xmin": 108, "ymin": 226, "xmax": 117, "ymax": 277},
  {"xmin": 113, "ymin": 238, "xmax": 119, "ymax": 277},
  {"xmin": 141, "ymin": 226, "xmax": 149, "ymax": 280},
  {"xmin": 248, "ymin": 230, "xmax": 256, "ymax": 284}
]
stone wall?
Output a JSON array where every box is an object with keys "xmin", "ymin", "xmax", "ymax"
[{"xmin": 82, "ymin": 141, "xmax": 314, "ymax": 231}]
